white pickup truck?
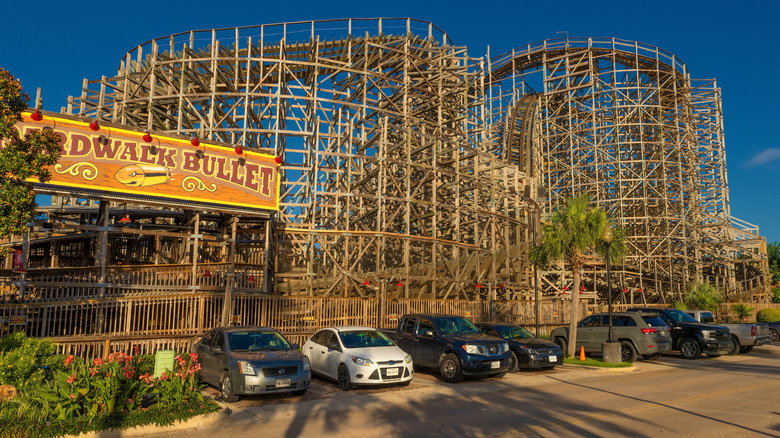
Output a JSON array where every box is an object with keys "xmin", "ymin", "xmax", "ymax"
[{"xmin": 685, "ymin": 310, "xmax": 771, "ymax": 355}]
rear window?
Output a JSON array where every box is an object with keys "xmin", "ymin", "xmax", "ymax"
[
  {"xmin": 698, "ymin": 312, "xmax": 715, "ymax": 323},
  {"xmin": 641, "ymin": 316, "xmax": 669, "ymax": 328}
]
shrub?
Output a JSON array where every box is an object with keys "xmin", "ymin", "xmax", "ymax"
[
  {"xmin": 0, "ymin": 332, "xmax": 60, "ymax": 390},
  {"xmin": 771, "ymin": 287, "xmax": 780, "ymax": 304},
  {"xmin": 732, "ymin": 304, "xmax": 753, "ymax": 322},
  {"xmin": 673, "ymin": 301, "xmax": 688, "ymax": 311},
  {"xmin": 685, "ymin": 282, "xmax": 723, "ymax": 312},
  {"xmin": 756, "ymin": 308, "xmax": 780, "ymax": 323}
]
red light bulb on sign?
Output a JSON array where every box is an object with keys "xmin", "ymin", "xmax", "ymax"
[
  {"xmin": 191, "ymin": 136, "xmax": 200, "ymax": 147},
  {"xmin": 89, "ymin": 120, "xmax": 100, "ymax": 131},
  {"xmin": 275, "ymin": 155, "xmax": 282, "ymax": 164},
  {"xmin": 235, "ymin": 146, "xmax": 243, "ymax": 155},
  {"xmin": 31, "ymin": 110, "xmax": 43, "ymax": 121},
  {"xmin": 142, "ymin": 132, "xmax": 152, "ymax": 142}
]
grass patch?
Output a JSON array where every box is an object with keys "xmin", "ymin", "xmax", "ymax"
[{"xmin": 563, "ymin": 357, "xmax": 632, "ymax": 367}]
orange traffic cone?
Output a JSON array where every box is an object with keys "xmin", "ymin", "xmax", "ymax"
[{"xmin": 579, "ymin": 346, "xmax": 586, "ymax": 361}]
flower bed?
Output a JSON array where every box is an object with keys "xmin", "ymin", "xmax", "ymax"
[{"xmin": 0, "ymin": 333, "xmax": 220, "ymax": 438}]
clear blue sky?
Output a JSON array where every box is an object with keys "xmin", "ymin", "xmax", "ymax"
[{"xmin": 2, "ymin": 0, "xmax": 778, "ymax": 244}]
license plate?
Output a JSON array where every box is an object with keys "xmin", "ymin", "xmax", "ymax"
[
  {"xmin": 275, "ymin": 378, "xmax": 290, "ymax": 388},
  {"xmin": 548, "ymin": 356, "xmax": 557, "ymax": 362},
  {"xmin": 386, "ymin": 368, "xmax": 399, "ymax": 376},
  {"xmin": 490, "ymin": 361, "xmax": 500, "ymax": 369}
]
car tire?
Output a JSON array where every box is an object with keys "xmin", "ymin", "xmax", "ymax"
[
  {"xmin": 770, "ymin": 329, "xmax": 779, "ymax": 343},
  {"xmin": 739, "ymin": 345, "xmax": 753, "ymax": 354},
  {"xmin": 554, "ymin": 338, "xmax": 568, "ymax": 356},
  {"xmin": 620, "ymin": 341, "xmax": 638, "ymax": 363},
  {"xmin": 727, "ymin": 335, "xmax": 741, "ymax": 356},
  {"xmin": 642, "ymin": 353, "xmax": 662, "ymax": 361},
  {"xmin": 679, "ymin": 338, "xmax": 702, "ymax": 360},
  {"xmin": 220, "ymin": 372, "xmax": 239, "ymax": 403},
  {"xmin": 440, "ymin": 353, "xmax": 463, "ymax": 383},
  {"xmin": 508, "ymin": 351, "xmax": 519, "ymax": 373},
  {"xmin": 291, "ymin": 389, "xmax": 307, "ymax": 396},
  {"xmin": 337, "ymin": 364, "xmax": 353, "ymax": 391}
]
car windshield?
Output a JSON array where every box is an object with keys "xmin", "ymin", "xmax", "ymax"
[
  {"xmin": 228, "ymin": 331, "xmax": 291, "ymax": 352},
  {"xmin": 339, "ymin": 330, "xmax": 395, "ymax": 348},
  {"xmin": 436, "ymin": 317, "xmax": 480, "ymax": 335},
  {"xmin": 496, "ymin": 325, "xmax": 534, "ymax": 340},
  {"xmin": 665, "ymin": 309, "xmax": 698, "ymax": 323}
]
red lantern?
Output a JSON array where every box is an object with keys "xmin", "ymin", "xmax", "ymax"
[
  {"xmin": 202, "ymin": 269, "xmax": 212, "ymax": 278},
  {"xmin": 31, "ymin": 110, "xmax": 43, "ymax": 121},
  {"xmin": 235, "ymin": 146, "xmax": 243, "ymax": 155},
  {"xmin": 119, "ymin": 216, "xmax": 131, "ymax": 224},
  {"xmin": 362, "ymin": 278, "xmax": 370, "ymax": 286},
  {"xmin": 475, "ymin": 282, "xmax": 482, "ymax": 289},
  {"xmin": 275, "ymin": 155, "xmax": 282, "ymax": 164},
  {"xmin": 247, "ymin": 274, "xmax": 256, "ymax": 282},
  {"xmin": 562, "ymin": 285, "xmax": 568, "ymax": 295},
  {"xmin": 142, "ymin": 132, "xmax": 152, "ymax": 142},
  {"xmin": 622, "ymin": 287, "xmax": 627, "ymax": 294},
  {"xmin": 637, "ymin": 287, "xmax": 643, "ymax": 293},
  {"xmin": 191, "ymin": 136, "xmax": 200, "ymax": 147},
  {"xmin": 396, "ymin": 280, "xmax": 404, "ymax": 287},
  {"xmin": 89, "ymin": 120, "xmax": 100, "ymax": 131}
]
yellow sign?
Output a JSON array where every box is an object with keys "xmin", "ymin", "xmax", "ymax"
[
  {"xmin": 4, "ymin": 112, "xmax": 280, "ymax": 212},
  {"xmin": 9, "ymin": 315, "xmax": 27, "ymax": 325}
]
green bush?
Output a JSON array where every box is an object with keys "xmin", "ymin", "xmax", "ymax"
[
  {"xmin": 685, "ymin": 282, "xmax": 723, "ymax": 312},
  {"xmin": 673, "ymin": 301, "xmax": 688, "ymax": 311},
  {"xmin": 0, "ymin": 332, "xmax": 61, "ymax": 390},
  {"xmin": 732, "ymin": 304, "xmax": 754, "ymax": 322},
  {"xmin": 756, "ymin": 308, "xmax": 780, "ymax": 323}
]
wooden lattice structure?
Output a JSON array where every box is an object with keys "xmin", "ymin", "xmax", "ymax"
[{"xmin": 5, "ymin": 19, "xmax": 767, "ymax": 313}]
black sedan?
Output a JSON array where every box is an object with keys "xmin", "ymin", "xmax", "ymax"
[{"xmin": 475, "ymin": 323, "xmax": 563, "ymax": 371}]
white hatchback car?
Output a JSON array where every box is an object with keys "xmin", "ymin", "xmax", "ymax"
[{"xmin": 303, "ymin": 326, "xmax": 413, "ymax": 390}]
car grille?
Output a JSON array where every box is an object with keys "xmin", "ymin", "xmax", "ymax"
[
  {"xmin": 262, "ymin": 366, "xmax": 299, "ymax": 376},
  {"xmin": 377, "ymin": 359, "xmax": 406, "ymax": 366},
  {"xmin": 537, "ymin": 348, "xmax": 559, "ymax": 355},
  {"xmin": 368, "ymin": 367, "xmax": 410, "ymax": 380}
]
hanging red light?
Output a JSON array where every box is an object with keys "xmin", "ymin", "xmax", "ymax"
[
  {"xmin": 579, "ymin": 285, "xmax": 586, "ymax": 294},
  {"xmin": 475, "ymin": 282, "xmax": 482, "ymax": 289},
  {"xmin": 89, "ymin": 120, "xmax": 100, "ymax": 131},
  {"xmin": 362, "ymin": 278, "xmax": 370, "ymax": 286},
  {"xmin": 562, "ymin": 285, "xmax": 568, "ymax": 295},
  {"xmin": 119, "ymin": 216, "xmax": 132, "ymax": 224},
  {"xmin": 395, "ymin": 280, "xmax": 404, "ymax": 287},
  {"xmin": 142, "ymin": 132, "xmax": 153, "ymax": 142},
  {"xmin": 247, "ymin": 274, "xmax": 256, "ymax": 282},
  {"xmin": 622, "ymin": 287, "xmax": 628, "ymax": 294},
  {"xmin": 234, "ymin": 146, "xmax": 243, "ymax": 155},
  {"xmin": 275, "ymin": 155, "xmax": 282, "ymax": 164},
  {"xmin": 30, "ymin": 110, "xmax": 43, "ymax": 121},
  {"xmin": 202, "ymin": 269, "xmax": 213, "ymax": 278},
  {"xmin": 191, "ymin": 136, "xmax": 200, "ymax": 147}
]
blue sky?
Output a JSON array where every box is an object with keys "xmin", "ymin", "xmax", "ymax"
[{"xmin": 2, "ymin": 0, "xmax": 778, "ymax": 244}]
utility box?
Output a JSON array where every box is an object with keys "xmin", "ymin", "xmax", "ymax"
[{"xmin": 153, "ymin": 350, "xmax": 176, "ymax": 378}]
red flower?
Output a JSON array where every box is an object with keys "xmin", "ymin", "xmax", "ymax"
[
  {"xmin": 67, "ymin": 374, "xmax": 76, "ymax": 384},
  {"xmin": 63, "ymin": 355, "xmax": 74, "ymax": 367},
  {"xmin": 93, "ymin": 357, "xmax": 104, "ymax": 366},
  {"xmin": 133, "ymin": 345, "xmax": 140, "ymax": 355},
  {"xmin": 189, "ymin": 352, "xmax": 199, "ymax": 362}
]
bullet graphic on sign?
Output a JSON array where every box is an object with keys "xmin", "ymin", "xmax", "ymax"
[{"xmin": 115, "ymin": 164, "xmax": 172, "ymax": 187}]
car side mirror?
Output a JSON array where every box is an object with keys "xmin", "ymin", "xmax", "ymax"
[
  {"xmin": 327, "ymin": 342, "xmax": 339, "ymax": 351},
  {"xmin": 211, "ymin": 345, "xmax": 222, "ymax": 353},
  {"xmin": 422, "ymin": 329, "xmax": 435, "ymax": 337},
  {"xmin": 290, "ymin": 343, "xmax": 300, "ymax": 350}
]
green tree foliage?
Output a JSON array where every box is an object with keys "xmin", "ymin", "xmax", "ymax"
[
  {"xmin": 529, "ymin": 194, "xmax": 627, "ymax": 357},
  {"xmin": 673, "ymin": 301, "xmax": 688, "ymax": 311},
  {"xmin": 771, "ymin": 286, "xmax": 780, "ymax": 304},
  {"xmin": 768, "ymin": 241, "xmax": 780, "ymax": 284},
  {"xmin": 685, "ymin": 282, "xmax": 723, "ymax": 312},
  {"xmin": 0, "ymin": 68, "xmax": 61, "ymax": 238},
  {"xmin": 732, "ymin": 304, "xmax": 753, "ymax": 322},
  {"xmin": 756, "ymin": 308, "xmax": 780, "ymax": 323}
]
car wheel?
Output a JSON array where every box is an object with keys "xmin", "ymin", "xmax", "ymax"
[
  {"xmin": 554, "ymin": 338, "xmax": 568, "ymax": 356},
  {"xmin": 679, "ymin": 338, "xmax": 702, "ymax": 360},
  {"xmin": 739, "ymin": 345, "xmax": 753, "ymax": 354},
  {"xmin": 508, "ymin": 351, "xmax": 519, "ymax": 373},
  {"xmin": 770, "ymin": 328, "xmax": 779, "ymax": 343},
  {"xmin": 620, "ymin": 341, "xmax": 638, "ymax": 363},
  {"xmin": 337, "ymin": 364, "xmax": 353, "ymax": 391},
  {"xmin": 439, "ymin": 353, "xmax": 463, "ymax": 383},
  {"xmin": 220, "ymin": 373, "xmax": 239, "ymax": 403},
  {"xmin": 291, "ymin": 388, "xmax": 307, "ymax": 396},
  {"xmin": 642, "ymin": 353, "xmax": 662, "ymax": 361},
  {"xmin": 727, "ymin": 336, "xmax": 740, "ymax": 356}
]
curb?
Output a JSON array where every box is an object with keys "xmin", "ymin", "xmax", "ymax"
[
  {"xmin": 559, "ymin": 363, "xmax": 638, "ymax": 372},
  {"xmin": 67, "ymin": 402, "xmax": 229, "ymax": 438}
]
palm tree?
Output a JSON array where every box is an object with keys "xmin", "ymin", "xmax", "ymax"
[{"xmin": 529, "ymin": 194, "xmax": 627, "ymax": 357}]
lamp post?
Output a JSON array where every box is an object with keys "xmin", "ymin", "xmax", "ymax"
[
  {"xmin": 601, "ymin": 226, "xmax": 615, "ymax": 343},
  {"xmin": 362, "ymin": 273, "xmax": 403, "ymax": 328},
  {"xmin": 523, "ymin": 184, "xmax": 546, "ymax": 337}
]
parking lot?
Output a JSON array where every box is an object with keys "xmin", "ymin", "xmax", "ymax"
[{"xmin": 147, "ymin": 345, "xmax": 780, "ymax": 438}]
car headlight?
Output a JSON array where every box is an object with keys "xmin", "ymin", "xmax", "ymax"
[
  {"xmin": 702, "ymin": 330, "xmax": 714, "ymax": 339},
  {"xmin": 463, "ymin": 344, "xmax": 481, "ymax": 354},
  {"xmin": 519, "ymin": 345, "xmax": 538, "ymax": 355},
  {"xmin": 502, "ymin": 343, "xmax": 510, "ymax": 353},
  {"xmin": 405, "ymin": 354, "xmax": 413, "ymax": 364},
  {"xmin": 303, "ymin": 356, "xmax": 310, "ymax": 372},
  {"xmin": 237, "ymin": 360, "xmax": 255, "ymax": 375},
  {"xmin": 351, "ymin": 356, "xmax": 373, "ymax": 366}
]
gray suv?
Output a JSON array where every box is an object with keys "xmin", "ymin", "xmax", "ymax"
[{"xmin": 550, "ymin": 311, "xmax": 672, "ymax": 362}]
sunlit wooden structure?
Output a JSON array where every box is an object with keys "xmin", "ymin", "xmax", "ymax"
[{"xmin": 0, "ymin": 19, "xmax": 770, "ymax": 355}]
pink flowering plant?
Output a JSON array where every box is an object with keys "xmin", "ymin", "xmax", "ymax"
[{"xmin": 154, "ymin": 353, "xmax": 204, "ymax": 405}]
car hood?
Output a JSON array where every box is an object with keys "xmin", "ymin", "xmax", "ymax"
[
  {"xmin": 677, "ymin": 322, "xmax": 729, "ymax": 331},
  {"xmin": 445, "ymin": 333, "xmax": 506, "ymax": 344},
  {"xmin": 344, "ymin": 346, "xmax": 408, "ymax": 362},
  {"xmin": 231, "ymin": 350, "xmax": 304, "ymax": 364},
  {"xmin": 508, "ymin": 338, "xmax": 559, "ymax": 350}
]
